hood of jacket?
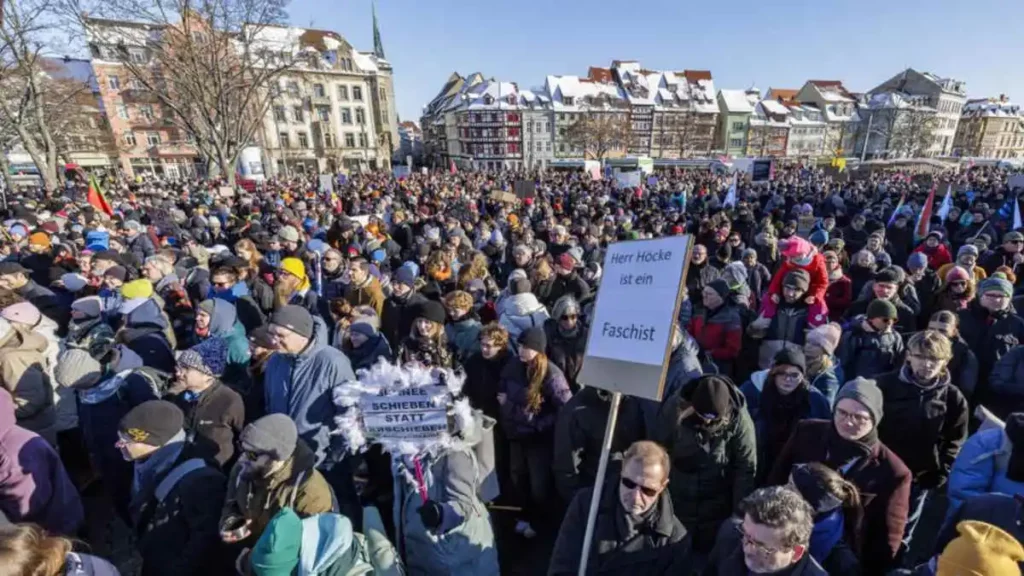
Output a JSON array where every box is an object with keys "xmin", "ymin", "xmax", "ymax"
[
  {"xmin": 207, "ymin": 299, "xmax": 239, "ymax": 337},
  {"xmin": 747, "ymin": 369, "xmax": 770, "ymax": 393},
  {"xmin": 299, "ymin": 512, "xmax": 362, "ymax": 575},
  {"xmin": 680, "ymin": 375, "xmax": 748, "ymax": 423},
  {"xmin": 125, "ymin": 298, "xmax": 168, "ymax": 331},
  {"xmin": 501, "ymin": 292, "xmax": 546, "ymax": 317},
  {"xmin": 0, "ymin": 324, "xmax": 49, "ymax": 358},
  {"xmin": 210, "ymin": 281, "xmax": 250, "ymax": 304}
]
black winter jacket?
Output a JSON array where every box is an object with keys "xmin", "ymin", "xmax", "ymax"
[
  {"xmin": 170, "ymin": 381, "xmax": 245, "ymax": 468},
  {"xmin": 836, "ymin": 319, "xmax": 905, "ymax": 381}
]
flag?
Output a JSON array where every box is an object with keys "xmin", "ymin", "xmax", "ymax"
[
  {"xmin": 914, "ymin": 185, "xmax": 936, "ymax": 243},
  {"xmin": 887, "ymin": 193, "xmax": 906, "ymax": 227},
  {"xmin": 87, "ymin": 174, "xmax": 113, "ymax": 216},
  {"xmin": 723, "ymin": 173, "xmax": 737, "ymax": 208},
  {"xmin": 936, "ymin": 184, "xmax": 953, "ymax": 221},
  {"xmin": 993, "ymin": 193, "xmax": 1019, "ymax": 236},
  {"xmin": 449, "ymin": 159, "xmax": 457, "ymax": 175},
  {"xmin": 1015, "ymin": 195, "xmax": 1022, "ymax": 231}
]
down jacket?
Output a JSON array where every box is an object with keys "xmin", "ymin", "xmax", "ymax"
[
  {"xmin": 0, "ymin": 323, "xmax": 56, "ymax": 442},
  {"xmin": 946, "ymin": 427, "xmax": 1024, "ymax": 516},
  {"xmin": 498, "ymin": 293, "xmax": 550, "ymax": 344},
  {"xmin": 835, "ymin": 318, "xmax": 904, "ymax": 381},
  {"xmin": 987, "ymin": 345, "xmax": 1024, "ymax": 419}
]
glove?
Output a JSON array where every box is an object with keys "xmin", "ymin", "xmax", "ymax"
[{"xmin": 417, "ymin": 500, "xmax": 444, "ymax": 530}]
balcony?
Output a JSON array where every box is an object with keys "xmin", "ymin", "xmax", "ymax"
[
  {"xmin": 309, "ymin": 93, "xmax": 332, "ymax": 106},
  {"xmin": 120, "ymin": 88, "xmax": 160, "ymax": 104}
]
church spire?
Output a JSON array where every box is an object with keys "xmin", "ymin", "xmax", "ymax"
[{"xmin": 372, "ymin": 1, "xmax": 386, "ymax": 59}]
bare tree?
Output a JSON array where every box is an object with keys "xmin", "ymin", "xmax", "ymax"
[
  {"xmin": 889, "ymin": 108, "xmax": 937, "ymax": 158},
  {"xmin": 62, "ymin": 0, "xmax": 295, "ymax": 185},
  {"xmin": 564, "ymin": 112, "xmax": 630, "ymax": 161}
]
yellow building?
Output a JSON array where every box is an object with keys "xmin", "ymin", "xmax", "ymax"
[{"xmin": 953, "ymin": 96, "xmax": 1024, "ymax": 159}]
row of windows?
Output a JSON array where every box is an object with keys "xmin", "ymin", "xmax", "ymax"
[
  {"xmin": 276, "ymin": 131, "xmax": 369, "ymax": 149},
  {"xmin": 273, "ymin": 105, "xmax": 365, "ymax": 125},
  {"xmin": 277, "ymin": 82, "xmax": 364, "ymax": 102},
  {"xmin": 122, "ymin": 131, "xmax": 169, "ymax": 147}
]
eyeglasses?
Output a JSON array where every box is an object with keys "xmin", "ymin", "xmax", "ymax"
[
  {"xmin": 243, "ymin": 450, "xmax": 264, "ymax": 461},
  {"xmin": 835, "ymin": 407, "xmax": 872, "ymax": 426},
  {"xmin": 735, "ymin": 523, "xmax": 787, "ymax": 555},
  {"xmin": 982, "ymin": 293, "xmax": 1009, "ymax": 300},
  {"xmin": 620, "ymin": 476, "xmax": 659, "ymax": 498},
  {"xmin": 777, "ymin": 371, "xmax": 802, "ymax": 381}
]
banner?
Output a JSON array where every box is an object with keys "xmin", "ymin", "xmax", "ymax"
[{"xmin": 359, "ymin": 386, "xmax": 450, "ymax": 441}]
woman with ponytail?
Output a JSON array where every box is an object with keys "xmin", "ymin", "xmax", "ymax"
[
  {"xmin": 0, "ymin": 524, "xmax": 120, "ymax": 575},
  {"xmin": 788, "ymin": 462, "xmax": 863, "ymax": 576},
  {"xmin": 498, "ymin": 326, "xmax": 572, "ymax": 539}
]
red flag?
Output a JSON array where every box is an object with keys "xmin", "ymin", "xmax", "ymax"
[
  {"xmin": 87, "ymin": 174, "xmax": 113, "ymax": 216},
  {"xmin": 449, "ymin": 159, "xmax": 457, "ymax": 175},
  {"xmin": 914, "ymin": 185, "xmax": 937, "ymax": 242}
]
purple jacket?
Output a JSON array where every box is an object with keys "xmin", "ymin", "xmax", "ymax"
[
  {"xmin": 498, "ymin": 358, "xmax": 572, "ymax": 439},
  {"xmin": 0, "ymin": 390, "xmax": 83, "ymax": 535}
]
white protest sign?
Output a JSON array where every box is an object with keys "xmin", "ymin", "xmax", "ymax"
[
  {"xmin": 351, "ymin": 215, "xmax": 371, "ymax": 228},
  {"xmin": 579, "ymin": 235, "xmax": 692, "ymax": 400},
  {"xmin": 359, "ymin": 385, "xmax": 449, "ymax": 441},
  {"xmin": 1010, "ymin": 174, "xmax": 1024, "ymax": 192}
]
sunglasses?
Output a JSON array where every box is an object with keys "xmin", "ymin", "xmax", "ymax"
[
  {"xmin": 620, "ymin": 476, "xmax": 659, "ymax": 498},
  {"xmin": 561, "ymin": 314, "xmax": 578, "ymax": 321}
]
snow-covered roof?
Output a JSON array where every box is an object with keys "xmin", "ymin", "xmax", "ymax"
[
  {"xmin": 544, "ymin": 75, "xmax": 626, "ymax": 111},
  {"xmin": 760, "ymin": 99, "xmax": 790, "ymax": 116},
  {"xmin": 41, "ymin": 58, "xmax": 99, "ymax": 92},
  {"xmin": 786, "ymin": 104, "xmax": 825, "ymax": 125},
  {"xmin": 962, "ymin": 98, "xmax": 1022, "ymax": 119},
  {"xmin": 719, "ymin": 89, "xmax": 755, "ymax": 113},
  {"xmin": 750, "ymin": 100, "xmax": 790, "ymax": 128},
  {"xmin": 352, "ymin": 52, "xmax": 378, "ymax": 73}
]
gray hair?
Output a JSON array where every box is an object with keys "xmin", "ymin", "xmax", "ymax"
[
  {"xmin": 145, "ymin": 254, "xmax": 175, "ymax": 276},
  {"xmin": 739, "ymin": 487, "xmax": 814, "ymax": 548},
  {"xmin": 551, "ymin": 295, "xmax": 580, "ymax": 320}
]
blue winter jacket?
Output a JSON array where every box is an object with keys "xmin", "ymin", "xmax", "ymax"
[
  {"xmin": 946, "ymin": 427, "xmax": 1024, "ymax": 518},
  {"xmin": 264, "ymin": 317, "xmax": 355, "ymax": 466},
  {"xmin": 200, "ymin": 299, "xmax": 251, "ymax": 384}
]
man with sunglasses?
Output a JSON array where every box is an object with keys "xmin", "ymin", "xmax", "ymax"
[
  {"xmin": 548, "ymin": 441, "xmax": 691, "ymax": 575},
  {"xmin": 959, "ymin": 275, "xmax": 1024, "ymax": 412},
  {"xmin": 981, "ymin": 230, "xmax": 1024, "ymax": 277},
  {"xmin": 837, "ymin": 298, "xmax": 905, "ymax": 381},
  {"xmin": 705, "ymin": 486, "xmax": 825, "ymax": 576}
]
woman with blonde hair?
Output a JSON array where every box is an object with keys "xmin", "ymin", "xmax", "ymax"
[
  {"xmin": 497, "ymin": 326, "xmax": 571, "ymax": 539},
  {"xmin": 0, "ymin": 524, "xmax": 120, "ymax": 575}
]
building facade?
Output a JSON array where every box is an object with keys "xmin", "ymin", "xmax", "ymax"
[
  {"xmin": 953, "ymin": 96, "xmax": 1024, "ymax": 159},
  {"xmin": 867, "ymin": 69, "xmax": 966, "ymax": 156},
  {"xmin": 40, "ymin": 57, "xmax": 121, "ymax": 173},
  {"xmin": 746, "ymin": 99, "xmax": 790, "ymax": 157},
  {"xmin": 396, "ymin": 121, "xmax": 424, "ymax": 165},
  {"xmin": 717, "ymin": 88, "xmax": 759, "ymax": 156},
  {"xmin": 795, "ymin": 80, "xmax": 860, "ymax": 157},
  {"xmin": 784, "ymin": 104, "xmax": 827, "ymax": 158}
]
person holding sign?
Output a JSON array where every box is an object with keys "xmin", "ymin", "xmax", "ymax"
[{"xmin": 547, "ymin": 441, "xmax": 691, "ymax": 575}]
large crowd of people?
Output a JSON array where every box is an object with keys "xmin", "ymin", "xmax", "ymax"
[{"xmin": 0, "ymin": 163, "xmax": 1022, "ymax": 575}]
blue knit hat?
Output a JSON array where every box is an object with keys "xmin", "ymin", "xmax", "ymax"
[
  {"xmin": 177, "ymin": 337, "xmax": 227, "ymax": 377},
  {"xmin": 907, "ymin": 252, "xmax": 929, "ymax": 271},
  {"xmin": 809, "ymin": 229, "xmax": 829, "ymax": 246}
]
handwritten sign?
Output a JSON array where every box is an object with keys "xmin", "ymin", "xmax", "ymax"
[{"xmin": 358, "ymin": 385, "xmax": 450, "ymax": 442}]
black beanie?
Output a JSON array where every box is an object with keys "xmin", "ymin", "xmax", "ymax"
[
  {"xmin": 690, "ymin": 375, "xmax": 734, "ymax": 419},
  {"xmin": 773, "ymin": 348, "xmax": 806, "ymax": 374},
  {"xmin": 417, "ymin": 300, "xmax": 446, "ymax": 324},
  {"xmin": 118, "ymin": 400, "xmax": 183, "ymax": 447},
  {"xmin": 874, "ymin": 268, "xmax": 900, "ymax": 285},
  {"xmin": 706, "ymin": 279, "xmax": 731, "ymax": 301},
  {"xmin": 518, "ymin": 326, "xmax": 547, "ymax": 353}
]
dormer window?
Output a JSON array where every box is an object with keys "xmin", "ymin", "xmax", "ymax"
[
  {"xmin": 506, "ymin": 95, "xmax": 515, "ymax": 105},
  {"xmin": 483, "ymin": 95, "xmax": 494, "ymax": 105},
  {"xmin": 564, "ymin": 97, "xmax": 574, "ymax": 106}
]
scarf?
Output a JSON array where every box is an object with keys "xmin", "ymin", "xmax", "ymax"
[
  {"xmin": 825, "ymin": 423, "xmax": 877, "ymax": 474},
  {"xmin": 1005, "ymin": 414, "xmax": 1024, "ymax": 482},
  {"xmin": 898, "ymin": 363, "xmax": 950, "ymax": 391},
  {"xmin": 809, "ymin": 509, "xmax": 845, "ymax": 565},
  {"xmin": 78, "ymin": 371, "xmax": 128, "ymax": 405},
  {"xmin": 762, "ymin": 381, "xmax": 810, "ymax": 460},
  {"xmin": 129, "ymin": 431, "xmax": 186, "ymax": 522},
  {"xmin": 827, "ymin": 268, "xmax": 844, "ymax": 282}
]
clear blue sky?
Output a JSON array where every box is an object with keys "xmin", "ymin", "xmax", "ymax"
[{"xmin": 289, "ymin": 0, "xmax": 1024, "ymax": 123}]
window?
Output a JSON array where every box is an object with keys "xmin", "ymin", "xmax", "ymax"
[
  {"xmin": 358, "ymin": 133, "xmax": 368, "ymax": 148},
  {"xmin": 146, "ymin": 132, "xmax": 160, "ymax": 146},
  {"xmin": 732, "ymin": 121, "xmax": 744, "ymax": 131},
  {"xmin": 353, "ymin": 86, "xmax": 363, "ymax": 101},
  {"xmin": 108, "ymin": 75, "xmax": 120, "ymax": 90},
  {"xmin": 123, "ymin": 131, "xmax": 136, "ymax": 146},
  {"xmin": 292, "ymin": 106, "xmax": 304, "ymax": 122},
  {"xmin": 317, "ymin": 106, "xmax": 330, "ymax": 121},
  {"xmin": 355, "ymin": 108, "xmax": 366, "ymax": 125},
  {"xmin": 345, "ymin": 133, "xmax": 355, "ymax": 147},
  {"xmin": 559, "ymin": 143, "xmax": 565, "ymax": 153},
  {"xmin": 140, "ymin": 105, "xmax": 154, "ymax": 121},
  {"xmin": 273, "ymin": 105, "xmax": 286, "ymax": 122},
  {"xmin": 313, "ymin": 84, "xmax": 326, "ymax": 98},
  {"xmin": 730, "ymin": 138, "xmax": 743, "ymax": 148},
  {"xmin": 279, "ymin": 132, "xmax": 290, "ymax": 148},
  {"xmin": 116, "ymin": 105, "xmax": 129, "ymax": 120},
  {"xmin": 324, "ymin": 133, "xmax": 334, "ymax": 148},
  {"xmin": 545, "ymin": 122, "xmax": 550, "ymax": 133},
  {"xmin": 341, "ymin": 108, "xmax": 352, "ymax": 124},
  {"xmin": 128, "ymin": 78, "xmax": 143, "ymax": 90},
  {"xmin": 297, "ymin": 132, "xmax": 309, "ymax": 148},
  {"xmin": 287, "ymin": 81, "xmax": 300, "ymax": 97},
  {"xmin": 546, "ymin": 142, "xmax": 551, "ymax": 152},
  {"xmin": 191, "ymin": 31, "xmax": 207, "ymax": 44},
  {"xmin": 337, "ymin": 85, "xmax": 348, "ymax": 100}
]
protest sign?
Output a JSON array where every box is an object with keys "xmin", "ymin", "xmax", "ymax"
[
  {"xmin": 359, "ymin": 385, "xmax": 450, "ymax": 442},
  {"xmin": 489, "ymin": 190, "xmax": 517, "ymax": 203},
  {"xmin": 1010, "ymin": 174, "xmax": 1024, "ymax": 192},
  {"xmin": 647, "ymin": 176, "xmax": 659, "ymax": 187},
  {"xmin": 579, "ymin": 235, "xmax": 692, "ymax": 400},
  {"xmin": 319, "ymin": 175, "xmax": 335, "ymax": 194},
  {"xmin": 514, "ymin": 180, "xmax": 536, "ymax": 199},
  {"xmin": 217, "ymin": 186, "xmax": 235, "ymax": 199},
  {"xmin": 613, "ymin": 170, "xmax": 641, "ymax": 189},
  {"xmin": 351, "ymin": 215, "xmax": 371, "ymax": 228}
]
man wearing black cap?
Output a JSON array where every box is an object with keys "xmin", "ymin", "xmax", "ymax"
[
  {"xmin": 0, "ymin": 261, "xmax": 64, "ymax": 326},
  {"xmin": 843, "ymin": 267, "xmax": 917, "ymax": 333},
  {"xmin": 653, "ymin": 375, "xmax": 756, "ymax": 553},
  {"xmin": 116, "ymin": 400, "xmax": 226, "ymax": 576},
  {"xmin": 837, "ymin": 298, "xmax": 906, "ymax": 380}
]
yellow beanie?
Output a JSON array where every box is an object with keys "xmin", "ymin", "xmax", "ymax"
[
  {"xmin": 280, "ymin": 257, "xmax": 307, "ymax": 281},
  {"xmin": 937, "ymin": 520, "xmax": 1024, "ymax": 576},
  {"xmin": 121, "ymin": 279, "xmax": 154, "ymax": 300}
]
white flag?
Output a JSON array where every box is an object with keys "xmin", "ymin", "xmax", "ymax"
[
  {"xmin": 723, "ymin": 173, "xmax": 737, "ymax": 208},
  {"xmin": 936, "ymin": 184, "xmax": 953, "ymax": 221},
  {"xmin": 1014, "ymin": 194, "xmax": 1022, "ymax": 230}
]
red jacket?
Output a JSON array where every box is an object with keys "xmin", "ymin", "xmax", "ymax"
[
  {"xmin": 760, "ymin": 254, "xmax": 829, "ymax": 317},
  {"xmin": 825, "ymin": 275, "xmax": 853, "ymax": 321},
  {"xmin": 687, "ymin": 305, "xmax": 742, "ymax": 362},
  {"xmin": 912, "ymin": 243, "xmax": 952, "ymax": 271}
]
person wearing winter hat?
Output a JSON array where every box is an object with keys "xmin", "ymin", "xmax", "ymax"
[
  {"xmin": 275, "ymin": 257, "xmax": 319, "ymax": 316},
  {"xmin": 191, "ymin": 298, "xmax": 250, "ymax": 385},
  {"xmin": 65, "ymin": 296, "xmax": 116, "ymax": 360},
  {"xmin": 845, "ymin": 266, "xmax": 918, "ymax": 332},
  {"xmin": 0, "ymin": 261, "xmax": 65, "ymax": 327},
  {"xmin": 60, "ymin": 272, "xmax": 88, "ymax": 294},
  {"xmin": 219, "ymin": 414, "xmax": 333, "ymax": 548},
  {"xmin": 837, "ymin": 298, "xmax": 905, "ymax": 380},
  {"xmin": 804, "ymin": 322, "xmax": 843, "ymax": 404},
  {"xmin": 934, "ymin": 520, "xmax": 1024, "ymax": 576},
  {"xmin": 741, "ymin": 347, "xmax": 831, "ymax": 484},
  {"xmin": 116, "ymin": 400, "xmax": 226, "ymax": 575},
  {"xmin": 911, "ymin": 228, "xmax": 952, "ymax": 271},
  {"xmin": 937, "ymin": 244, "xmax": 987, "ymax": 284},
  {"xmin": 381, "ymin": 262, "xmax": 427, "ymax": 349},
  {"xmin": 546, "ymin": 251, "xmax": 591, "ymax": 310},
  {"xmin": 275, "ymin": 225, "xmax": 301, "ymax": 255},
  {"xmin": 120, "ymin": 219, "xmax": 156, "ymax": 263},
  {"xmin": 760, "ymin": 235, "xmax": 829, "ymax": 325},
  {"xmin": 652, "ymin": 374, "xmax": 756, "ymax": 553},
  {"xmin": 395, "ymin": 300, "xmax": 453, "ymax": 368},
  {"xmin": 783, "ymin": 463, "xmax": 862, "ymax": 575},
  {"xmin": 342, "ymin": 314, "xmax": 392, "ymax": 372},
  {"xmin": 958, "ymin": 274, "xmax": 1024, "ymax": 400},
  {"xmin": 688, "ymin": 278, "xmax": 743, "ymax": 376},
  {"xmin": 102, "ymin": 265, "xmax": 128, "ymax": 292},
  {"xmin": 980, "ymin": 229, "xmax": 1024, "ymax": 277},
  {"xmin": 169, "ymin": 338, "xmax": 244, "ymax": 467},
  {"xmin": 497, "ymin": 324, "xmax": 571, "ymax": 540},
  {"xmin": 768, "ymin": 377, "xmax": 912, "ymax": 574}
]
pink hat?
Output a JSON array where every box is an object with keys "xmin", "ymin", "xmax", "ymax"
[
  {"xmin": 1, "ymin": 302, "xmax": 41, "ymax": 327},
  {"xmin": 945, "ymin": 266, "xmax": 971, "ymax": 284},
  {"xmin": 781, "ymin": 236, "xmax": 813, "ymax": 259},
  {"xmin": 806, "ymin": 322, "xmax": 842, "ymax": 355}
]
